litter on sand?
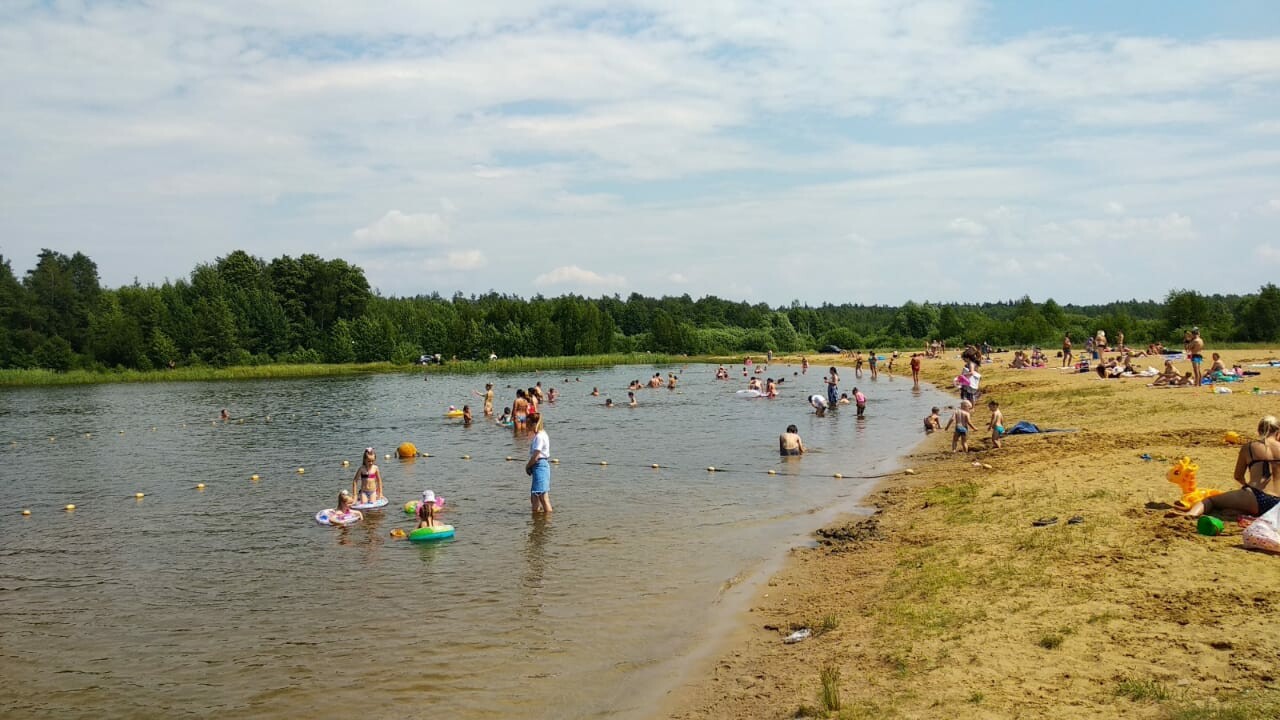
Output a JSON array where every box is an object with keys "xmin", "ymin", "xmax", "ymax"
[{"xmin": 784, "ymin": 628, "xmax": 812, "ymax": 644}]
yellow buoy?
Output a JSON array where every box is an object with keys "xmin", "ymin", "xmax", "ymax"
[
  {"xmin": 396, "ymin": 442, "xmax": 417, "ymax": 459},
  {"xmin": 833, "ymin": 473, "xmax": 843, "ymax": 479},
  {"xmin": 64, "ymin": 504, "xmax": 76, "ymax": 511},
  {"xmin": 135, "ymin": 492, "xmax": 145, "ymax": 498},
  {"xmin": 21, "ymin": 509, "xmax": 31, "ymax": 516},
  {"xmin": 342, "ymin": 460, "xmax": 350, "ymax": 466},
  {"xmin": 297, "ymin": 467, "xmax": 305, "ymax": 474},
  {"xmin": 250, "ymin": 474, "xmax": 259, "ymax": 481},
  {"xmin": 196, "ymin": 483, "xmax": 206, "ymax": 490},
  {"xmin": 462, "ymin": 455, "xmax": 471, "ymax": 460},
  {"xmin": 767, "ymin": 469, "xmax": 777, "ymax": 475}
]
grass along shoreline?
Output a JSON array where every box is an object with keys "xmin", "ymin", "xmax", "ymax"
[{"xmin": 0, "ymin": 352, "xmax": 698, "ymax": 387}]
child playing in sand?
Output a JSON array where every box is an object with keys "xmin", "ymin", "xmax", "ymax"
[
  {"xmin": 924, "ymin": 407, "xmax": 941, "ymax": 432},
  {"xmin": 987, "ymin": 400, "xmax": 1004, "ymax": 449},
  {"xmin": 944, "ymin": 401, "xmax": 975, "ymax": 452}
]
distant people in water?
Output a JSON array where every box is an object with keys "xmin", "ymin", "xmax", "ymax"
[
  {"xmin": 779, "ymin": 424, "xmax": 806, "ymax": 456},
  {"xmin": 853, "ymin": 388, "xmax": 867, "ymax": 417},
  {"xmin": 220, "ymin": 408, "xmax": 230, "ymax": 421},
  {"xmin": 462, "ymin": 405, "xmax": 473, "ymax": 426},
  {"xmin": 809, "ymin": 394, "xmax": 828, "ymax": 417}
]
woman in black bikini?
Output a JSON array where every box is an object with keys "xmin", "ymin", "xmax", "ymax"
[{"xmin": 1185, "ymin": 416, "xmax": 1280, "ymax": 518}]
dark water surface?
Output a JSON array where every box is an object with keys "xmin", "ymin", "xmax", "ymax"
[{"xmin": 0, "ymin": 363, "xmax": 947, "ymax": 719}]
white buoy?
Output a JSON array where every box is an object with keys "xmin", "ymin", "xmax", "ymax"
[
  {"xmin": 342, "ymin": 460, "xmax": 350, "ymax": 467},
  {"xmin": 196, "ymin": 483, "xmax": 205, "ymax": 490},
  {"xmin": 599, "ymin": 460, "xmax": 608, "ymax": 466},
  {"xmin": 550, "ymin": 458, "xmax": 559, "ymax": 464},
  {"xmin": 21, "ymin": 509, "xmax": 31, "ymax": 516},
  {"xmin": 833, "ymin": 473, "xmax": 843, "ymax": 479},
  {"xmin": 707, "ymin": 466, "xmax": 716, "ymax": 472},
  {"xmin": 651, "ymin": 463, "xmax": 660, "ymax": 469},
  {"xmin": 506, "ymin": 456, "xmax": 514, "ymax": 461},
  {"xmin": 767, "ymin": 470, "xmax": 777, "ymax": 475},
  {"xmin": 384, "ymin": 454, "xmax": 391, "ymax": 460}
]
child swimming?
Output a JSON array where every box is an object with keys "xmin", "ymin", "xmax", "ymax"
[{"xmin": 416, "ymin": 490, "xmax": 442, "ymax": 529}]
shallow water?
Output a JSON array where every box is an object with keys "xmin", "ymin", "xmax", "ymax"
[{"xmin": 0, "ymin": 363, "xmax": 947, "ymax": 719}]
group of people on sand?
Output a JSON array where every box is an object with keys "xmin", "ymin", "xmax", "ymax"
[{"xmin": 932, "ymin": 399, "xmax": 1003, "ymax": 452}]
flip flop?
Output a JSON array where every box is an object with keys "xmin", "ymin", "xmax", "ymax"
[
  {"xmin": 1067, "ymin": 515, "xmax": 1085, "ymax": 525},
  {"xmin": 1032, "ymin": 516, "xmax": 1059, "ymax": 527}
]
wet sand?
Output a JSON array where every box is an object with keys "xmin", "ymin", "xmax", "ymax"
[{"xmin": 662, "ymin": 350, "xmax": 1280, "ymax": 719}]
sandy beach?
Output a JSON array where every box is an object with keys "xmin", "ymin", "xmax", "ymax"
[{"xmin": 663, "ymin": 350, "xmax": 1280, "ymax": 719}]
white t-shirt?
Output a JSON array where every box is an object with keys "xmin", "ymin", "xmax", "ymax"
[
  {"xmin": 529, "ymin": 430, "xmax": 550, "ymax": 461},
  {"xmin": 809, "ymin": 394, "xmax": 828, "ymax": 409},
  {"xmin": 968, "ymin": 371, "xmax": 981, "ymax": 391}
]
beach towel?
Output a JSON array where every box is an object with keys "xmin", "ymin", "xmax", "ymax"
[{"xmin": 1007, "ymin": 421, "xmax": 1040, "ymax": 435}]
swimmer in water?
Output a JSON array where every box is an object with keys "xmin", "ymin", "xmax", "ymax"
[
  {"xmin": 332, "ymin": 490, "xmax": 363, "ymax": 523},
  {"xmin": 352, "ymin": 448, "xmax": 383, "ymax": 503},
  {"xmin": 220, "ymin": 408, "xmax": 230, "ymax": 421},
  {"xmin": 605, "ymin": 398, "xmax": 615, "ymax": 408},
  {"xmin": 779, "ymin": 424, "xmax": 806, "ymax": 456},
  {"xmin": 628, "ymin": 391, "xmax": 638, "ymax": 407},
  {"xmin": 462, "ymin": 405, "xmax": 473, "ymax": 427},
  {"xmin": 416, "ymin": 490, "xmax": 442, "ymax": 529},
  {"xmin": 498, "ymin": 407, "xmax": 512, "ymax": 424},
  {"xmin": 591, "ymin": 387, "xmax": 600, "ymax": 396}
]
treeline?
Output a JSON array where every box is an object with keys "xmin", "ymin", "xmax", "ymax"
[{"xmin": 0, "ymin": 248, "xmax": 1275, "ymax": 372}]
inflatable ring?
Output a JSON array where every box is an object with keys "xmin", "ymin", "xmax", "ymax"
[
  {"xmin": 352, "ymin": 497, "xmax": 389, "ymax": 511},
  {"xmin": 408, "ymin": 524, "xmax": 455, "ymax": 542},
  {"xmin": 315, "ymin": 509, "xmax": 361, "ymax": 527},
  {"xmin": 401, "ymin": 497, "xmax": 448, "ymax": 512},
  {"xmin": 445, "ymin": 410, "xmax": 464, "ymax": 418}
]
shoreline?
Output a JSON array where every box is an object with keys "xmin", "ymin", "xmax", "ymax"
[
  {"xmin": 643, "ymin": 364, "xmax": 947, "ymax": 720},
  {"xmin": 661, "ymin": 351, "xmax": 1280, "ymax": 719}
]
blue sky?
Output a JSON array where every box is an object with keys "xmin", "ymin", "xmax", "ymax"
[{"xmin": 2, "ymin": 1, "xmax": 1278, "ymax": 305}]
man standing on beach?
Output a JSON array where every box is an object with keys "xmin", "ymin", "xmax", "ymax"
[
  {"xmin": 1062, "ymin": 334, "xmax": 1072, "ymax": 368},
  {"xmin": 1186, "ymin": 328, "xmax": 1205, "ymax": 386}
]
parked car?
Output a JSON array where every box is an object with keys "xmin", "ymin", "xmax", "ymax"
[
  {"xmin": 819, "ymin": 345, "xmax": 843, "ymax": 354},
  {"xmin": 416, "ymin": 354, "xmax": 443, "ymax": 365}
]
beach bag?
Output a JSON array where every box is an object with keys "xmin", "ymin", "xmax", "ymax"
[{"xmin": 1242, "ymin": 502, "xmax": 1280, "ymax": 554}]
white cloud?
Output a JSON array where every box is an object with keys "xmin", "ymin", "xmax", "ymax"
[
  {"xmin": 667, "ymin": 272, "xmax": 688, "ymax": 284},
  {"xmin": 948, "ymin": 217, "xmax": 988, "ymax": 236},
  {"xmin": 1105, "ymin": 201, "xmax": 1126, "ymax": 215},
  {"xmin": 534, "ymin": 265, "xmax": 627, "ymax": 289},
  {"xmin": 424, "ymin": 250, "xmax": 487, "ymax": 271},
  {"xmin": 1256, "ymin": 245, "xmax": 1280, "ymax": 264},
  {"xmin": 352, "ymin": 210, "xmax": 449, "ymax": 250}
]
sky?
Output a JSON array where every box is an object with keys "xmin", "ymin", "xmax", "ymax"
[{"xmin": 2, "ymin": 0, "xmax": 1279, "ymax": 306}]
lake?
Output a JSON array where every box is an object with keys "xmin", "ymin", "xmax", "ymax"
[{"xmin": 0, "ymin": 362, "xmax": 947, "ymax": 719}]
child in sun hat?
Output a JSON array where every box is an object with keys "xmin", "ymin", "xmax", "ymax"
[{"xmin": 416, "ymin": 490, "xmax": 443, "ymax": 529}]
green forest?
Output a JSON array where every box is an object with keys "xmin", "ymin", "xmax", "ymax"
[{"xmin": 1, "ymin": 248, "xmax": 1276, "ymax": 372}]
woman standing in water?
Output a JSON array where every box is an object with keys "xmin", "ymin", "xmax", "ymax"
[
  {"xmin": 524, "ymin": 414, "xmax": 553, "ymax": 513},
  {"xmin": 826, "ymin": 367, "xmax": 840, "ymax": 408}
]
